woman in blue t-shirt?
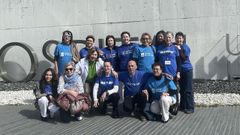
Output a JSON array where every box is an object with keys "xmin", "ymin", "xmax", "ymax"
[
  {"xmin": 101, "ymin": 35, "xmax": 118, "ymax": 71},
  {"xmin": 175, "ymin": 32, "xmax": 194, "ymax": 114},
  {"xmin": 117, "ymin": 31, "xmax": 139, "ymax": 71},
  {"xmin": 54, "ymin": 30, "xmax": 80, "ymax": 77},
  {"xmin": 156, "ymin": 31, "xmax": 181, "ymax": 81},
  {"xmin": 34, "ymin": 68, "xmax": 59, "ymax": 121},
  {"xmin": 133, "ymin": 33, "xmax": 155, "ymax": 72}
]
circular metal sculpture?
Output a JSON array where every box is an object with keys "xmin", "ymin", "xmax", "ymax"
[
  {"xmin": 0, "ymin": 42, "xmax": 38, "ymax": 82},
  {"xmin": 42, "ymin": 40, "xmax": 59, "ymax": 63}
]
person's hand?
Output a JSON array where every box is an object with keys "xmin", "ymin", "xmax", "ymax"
[
  {"xmin": 93, "ymin": 100, "xmax": 99, "ymax": 108},
  {"xmin": 162, "ymin": 92, "xmax": 169, "ymax": 97},
  {"xmin": 176, "ymin": 72, "xmax": 180, "ymax": 81},
  {"xmin": 175, "ymin": 45, "xmax": 181, "ymax": 50},
  {"xmin": 100, "ymin": 92, "xmax": 107, "ymax": 102},
  {"xmin": 112, "ymin": 70, "xmax": 118, "ymax": 78},
  {"xmin": 142, "ymin": 89, "xmax": 149, "ymax": 101},
  {"xmin": 48, "ymin": 95, "xmax": 53, "ymax": 102}
]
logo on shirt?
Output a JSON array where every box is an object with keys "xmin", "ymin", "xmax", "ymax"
[
  {"xmin": 100, "ymin": 81, "xmax": 114, "ymax": 85},
  {"xmin": 160, "ymin": 50, "xmax": 174, "ymax": 54},
  {"xmin": 126, "ymin": 82, "xmax": 140, "ymax": 86}
]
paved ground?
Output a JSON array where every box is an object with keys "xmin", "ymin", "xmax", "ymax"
[{"xmin": 0, "ymin": 105, "xmax": 239, "ymax": 135}]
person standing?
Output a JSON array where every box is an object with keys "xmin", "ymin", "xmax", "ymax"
[
  {"xmin": 79, "ymin": 35, "xmax": 101, "ymax": 58},
  {"xmin": 156, "ymin": 31, "xmax": 181, "ymax": 81},
  {"xmin": 54, "ymin": 30, "xmax": 80, "ymax": 77},
  {"xmin": 133, "ymin": 33, "xmax": 155, "ymax": 72},
  {"xmin": 175, "ymin": 32, "xmax": 194, "ymax": 114},
  {"xmin": 117, "ymin": 31, "xmax": 139, "ymax": 71},
  {"xmin": 101, "ymin": 35, "xmax": 118, "ymax": 71}
]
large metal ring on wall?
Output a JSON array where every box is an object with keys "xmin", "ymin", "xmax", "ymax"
[
  {"xmin": 0, "ymin": 42, "xmax": 38, "ymax": 82},
  {"xmin": 42, "ymin": 40, "xmax": 59, "ymax": 63}
]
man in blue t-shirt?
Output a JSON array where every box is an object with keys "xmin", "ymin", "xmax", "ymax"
[
  {"xmin": 142, "ymin": 62, "xmax": 177, "ymax": 123},
  {"xmin": 93, "ymin": 60, "xmax": 120, "ymax": 118},
  {"xmin": 118, "ymin": 60, "xmax": 146, "ymax": 120}
]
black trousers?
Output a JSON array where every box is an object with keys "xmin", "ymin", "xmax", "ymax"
[
  {"xmin": 179, "ymin": 69, "xmax": 194, "ymax": 112},
  {"xmin": 98, "ymin": 93, "xmax": 120, "ymax": 113}
]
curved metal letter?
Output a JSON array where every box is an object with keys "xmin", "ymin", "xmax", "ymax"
[
  {"xmin": 0, "ymin": 42, "xmax": 38, "ymax": 82},
  {"xmin": 42, "ymin": 40, "xmax": 59, "ymax": 63}
]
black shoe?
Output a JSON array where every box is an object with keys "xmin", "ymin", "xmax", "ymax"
[
  {"xmin": 139, "ymin": 115, "xmax": 147, "ymax": 122},
  {"xmin": 111, "ymin": 110, "xmax": 122, "ymax": 118},
  {"xmin": 184, "ymin": 109, "xmax": 194, "ymax": 114}
]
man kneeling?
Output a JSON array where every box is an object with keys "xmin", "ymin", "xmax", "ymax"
[
  {"xmin": 93, "ymin": 60, "xmax": 120, "ymax": 118},
  {"xmin": 142, "ymin": 62, "xmax": 177, "ymax": 123}
]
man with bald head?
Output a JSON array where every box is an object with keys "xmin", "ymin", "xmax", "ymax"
[{"xmin": 118, "ymin": 60, "xmax": 147, "ymax": 121}]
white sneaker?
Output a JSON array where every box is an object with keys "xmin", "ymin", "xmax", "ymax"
[{"xmin": 76, "ymin": 116, "xmax": 83, "ymax": 121}]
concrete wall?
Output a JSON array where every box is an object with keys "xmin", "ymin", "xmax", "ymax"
[{"xmin": 0, "ymin": 0, "xmax": 240, "ymax": 81}]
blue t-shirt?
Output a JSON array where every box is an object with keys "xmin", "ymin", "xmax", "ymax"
[
  {"xmin": 54, "ymin": 43, "xmax": 72, "ymax": 76},
  {"xmin": 44, "ymin": 84, "xmax": 53, "ymax": 95},
  {"xmin": 118, "ymin": 70, "xmax": 145, "ymax": 97},
  {"xmin": 117, "ymin": 43, "xmax": 139, "ymax": 71},
  {"xmin": 144, "ymin": 75, "xmax": 177, "ymax": 101},
  {"xmin": 79, "ymin": 46, "xmax": 100, "ymax": 58},
  {"xmin": 132, "ymin": 45, "xmax": 155, "ymax": 72},
  {"xmin": 101, "ymin": 47, "xmax": 118, "ymax": 71},
  {"xmin": 180, "ymin": 44, "xmax": 193, "ymax": 72},
  {"xmin": 95, "ymin": 75, "xmax": 119, "ymax": 95},
  {"xmin": 156, "ymin": 44, "xmax": 179, "ymax": 77}
]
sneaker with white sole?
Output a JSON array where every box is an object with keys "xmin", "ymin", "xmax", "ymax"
[{"xmin": 76, "ymin": 116, "xmax": 83, "ymax": 121}]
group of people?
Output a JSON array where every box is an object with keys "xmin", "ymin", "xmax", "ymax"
[{"xmin": 34, "ymin": 30, "xmax": 194, "ymax": 123}]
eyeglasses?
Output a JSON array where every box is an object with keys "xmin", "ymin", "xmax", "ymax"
[
  {"xmin": 65, "ymin": 68, "xmax": 73, "ymax": 71},
  {"xmin": 142, "ymin": 38, "xmax": 150, "ymax": 40}
]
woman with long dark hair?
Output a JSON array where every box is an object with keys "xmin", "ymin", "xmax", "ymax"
[{"xmin": 34, "ymin": 68, "xmax": 59, "ymax": 121}]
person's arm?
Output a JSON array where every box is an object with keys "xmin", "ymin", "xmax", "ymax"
[
  {"xmin": 93, "ymin": 83, "xmax": 99, "ymax": 107},
  {"xmin": 34, "ymin": 82, "xmax": 47, "ymax": 98},
  {"xmin": 54, "ymin": 60, "xmax": 58, "ymax": 77},
  {"xmin": 57, "ymin": 76, "xmax": 65, "ymax": 94}
]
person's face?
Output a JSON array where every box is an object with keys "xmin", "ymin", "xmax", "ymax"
[
  {"xmin": 128, "ymin": 61, "xmax": 137, "ymax": 74},
  {"xmin": 107, "ymin": 37, "xmax": 114, "ymax": 48},
  {"xmin": 45, "ymin": 71, "xmax": 53, "ymax": 82},
  {"xmin": 89, "ymin": 51, "xmax": 98, "ymax": 61},
  {"xmin": 141, "ymin": 35, "xmax": 151, "ymax": 46},
  {"xmin": 122, "ymin": 33, "xmax": 130, "ymax": 44},
  {"xmin": 65, "ymin": 65, "xmax": 74, "ymax": 76},
  {"xmin": 165, "ymin": 33, "xmax": 173, "ymax": 45},
  {"xmin": 86, "ymin": 38, "xmax": 94, "ymax": 48},
  {"xmin": 104, "ymin": 62, "xmax": 112, "ymax": 74},
  {"xmin": 157, "ymin": 33, "xmax": 164, "ymax": 43},
  {"xmin": 176, "ymin": 35, "xmax": 184, "ymax": 45},
  {"xmin": 63, "ymin": 32, "xmax": 72, "ymax": 44},
  {"xmin": 153, "ymin": 65, "xmax": 162, "ymax": 77}
]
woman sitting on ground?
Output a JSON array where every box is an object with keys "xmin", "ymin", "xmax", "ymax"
[{"xmin": 34, "ymin": 68, "xmax": 59, "ymax": 121}]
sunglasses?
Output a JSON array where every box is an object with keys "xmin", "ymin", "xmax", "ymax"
[{"xmin": 65, "ymin": 68, "xmax": 73, "ymax": 71}]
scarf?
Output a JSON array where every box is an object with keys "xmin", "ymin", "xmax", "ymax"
[{"xmin": 64, "ymin": 72, "xmax": 79, "ymax": 89}]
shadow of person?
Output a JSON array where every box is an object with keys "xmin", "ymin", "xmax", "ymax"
[{"xmin": 19, "ymin": 106, "xmax": 61, "ymax": 124}]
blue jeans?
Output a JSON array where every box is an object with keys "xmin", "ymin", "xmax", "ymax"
[{"xmin": 179, "ymin": 69, "xmax": 194, "ymax": 112}]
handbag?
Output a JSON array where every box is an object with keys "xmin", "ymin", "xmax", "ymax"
[
  {"xmin": 69, "ymin": 93, "xmax": 92, "ymax": 114},
  {"xmin": 57, "ymin": 94, "xmax": 71, "ymax": 111}
]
